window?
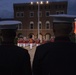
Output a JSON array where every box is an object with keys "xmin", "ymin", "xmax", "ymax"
[
  {"xmin": 56, "ymin": 11, "xmax": 60, "ymax": 14},
  {"xmin": 38, "ymin": 21, "xmax": 42, "ymax": 29},
  {"xmin": 16, "ymin": 12, "xmax": 24, "ymax": 17},
  {"xmin": 46, "ymin": 21, "xmax": 50, "ymax": 29},
  {"xmin": 16, "ymin": 12, "xmax": 20, "ymax": 17},
  {"xmin": 37, "ymin": 11, "xmax": 42, "ymax": 17},
  {"xmin": 30, "ymin": 12, "xmax": 34, "ymax": 17},
  {"xmin": 56, "ymin": 11, "xmax": 64, "ymax": 14},
  {"xmin": 60, "ymin": 11, "xmax": 64, "ymax": 14},
  {"xmin": 30, "ymin": 22, "xmax": 34, "ymax": 29},
  {"xmin": 46, "ymin": 11, "xmax": 50, "ymax": 17},
  {"xmin": 20, "ymin": 12, "xmax": 24, "ymax": 17},
  {"xmin": 39, "ymin": 22, "xmax": 42, "ymax": 29}
]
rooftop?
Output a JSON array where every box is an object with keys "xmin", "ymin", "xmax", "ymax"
[{"xmin": 50, "ymin": 14, "xmax": 76, "ymax": 18}]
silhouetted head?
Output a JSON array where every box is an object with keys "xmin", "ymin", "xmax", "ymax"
[
  {"xmin": 1, "ymin": 29, "xmax": 16, "ymax": 43},
  {"xmin": 0, "ymin": 20, "xmax": 21, "ymax": 44},
  {"xmin": 53, "ymin": 24, "xmax": 72, "ymax": 37}
]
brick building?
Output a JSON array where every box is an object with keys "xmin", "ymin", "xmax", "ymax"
[{"xmin": 13, "ymin": 1, "xmax": 68, "ymax": 42}]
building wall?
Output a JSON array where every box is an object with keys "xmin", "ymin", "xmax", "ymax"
[{"xmin": 13, "ymin": 1, "xmax": 68, "ymax": 41}]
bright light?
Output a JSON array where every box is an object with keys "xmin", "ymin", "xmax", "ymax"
[
  {"xmin": 31, "ymin": 2, "xmax": 33, "ymax": 5},
  {"xmin": 46, "ymin": 1, "xmax": 49, "ymax": 4},
  {"xmin": 37, "ymin": 1, "xmax": 39, "ymax": 4},
  {"xmin": 40, "ymin": 1, "xmax": 43, "ymax": 4}
]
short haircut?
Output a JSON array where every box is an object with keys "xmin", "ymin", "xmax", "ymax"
[{"xmin": 53, "ymin": 23, "xmax": 72, "ymax": 35}]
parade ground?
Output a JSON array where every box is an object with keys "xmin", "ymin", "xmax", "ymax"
[{"xmin": 24, "ymin": 46, "xmax": 37, "ymax": 65}]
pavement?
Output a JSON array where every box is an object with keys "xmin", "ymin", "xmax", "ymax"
[{"xmin": 24, "ymin": 46, "xmax": 37, "ymax": 65}]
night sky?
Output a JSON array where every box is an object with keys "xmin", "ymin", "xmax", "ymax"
[{"xmin": 0, "ymin": 0, "xmax": 76, "ymax": 18}]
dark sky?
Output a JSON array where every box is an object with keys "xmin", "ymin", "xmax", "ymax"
[{"xmin": 0, "ymin": 0, "xmax": 76, "ymax": 18}]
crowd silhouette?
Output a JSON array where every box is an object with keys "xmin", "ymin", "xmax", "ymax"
[{"xmin": 0, "ymin": 20, "xmax": 76, "ymax": 75}]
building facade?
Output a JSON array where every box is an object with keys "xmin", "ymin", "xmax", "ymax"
[{"xmin": 13, "ymin": 1, "xmax": 68, "ymax": 41}]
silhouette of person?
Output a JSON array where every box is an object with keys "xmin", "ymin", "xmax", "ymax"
[
  {"xmin": 0, "ymin": 21, "xmax": 32, "ymax": 75},
  {"xmin": 32, "ymin": 23, "xmax": 76, "ymax": 75}
]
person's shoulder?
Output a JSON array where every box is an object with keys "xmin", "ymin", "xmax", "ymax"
[
  {"xmin": 38, "ymin": 42, "xmax": 54, "ymax": 48},
  {"xmin": 15, "ymin": 46, "xmax": 31, "ymax": 59},
  {"xmin": 36, "ymin": 42, "xmax": 54, "ymax": 53},
  {"xmin": 69, "ymin": 42, "xmax": 76, "ymax": 47},
  {"xmin": 14, "ymin": 45, "xmax": 29, "ymax": 54},
  {"xmin": 34, "ymin": 42, "xmax": 54, "ymax": 60}
]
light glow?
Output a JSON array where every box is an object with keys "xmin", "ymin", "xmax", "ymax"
[
  {"xmin": 37, "ymin": 1, "xmax": 39, "ymax": 4},
  {"xmin": 31, "ymin": 2, "xmax": 33, "ymax": 5},
  {"xmin": 46, "ymin": 1, "xmax": 49, "ymax": 4},
  {"xmin": 40, "ymin": 1, "xmax": 43, "ymax": 4}
]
